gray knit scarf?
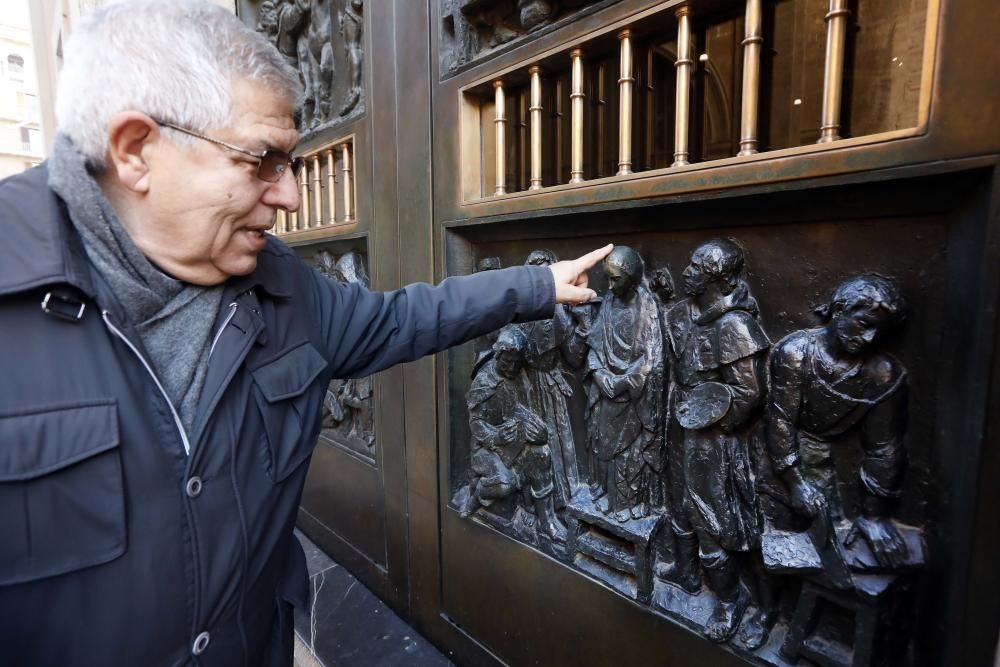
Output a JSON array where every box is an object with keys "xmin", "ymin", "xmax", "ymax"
[{"xmin": 48, "ymin": 133, "xmax": 223, "ymax": 437}]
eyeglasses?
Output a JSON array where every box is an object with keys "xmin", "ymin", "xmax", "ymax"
[{"xmin": 152, "ymin": 118, "xmax": 302, "ymax": 183}]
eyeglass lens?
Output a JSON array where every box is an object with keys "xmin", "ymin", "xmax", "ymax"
[{"xmin": 258, "ymin": 152, "xmax": 303, "ymax": 183}]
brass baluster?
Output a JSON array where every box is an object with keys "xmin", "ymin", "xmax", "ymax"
[
  {"xmin": 570, "ymin": 48, "xmax": 585, "ymax": 184},
  {"xmin": 553, "ymin": 77, "xmax": 565, "ymax": 183},
  {"xmin": 528, "ymin": 65, "xmax": 543, "ymax": 190},
  {"xmin": 311, "ymin": 155, "xmax": 322, "ymax": 227},
  {"xmin": 738, "ymin": 0, "xmax": 763, "ymax": 156},
  {"xmin": 644, "ymin": 47, "xmax": 655, "ymax": 169},
  {"xmin": 276, "ymin": 210, "xmax": 287, "ymax": 235},
  {"xmin": 341, "ymin": 142, "xmax": 354, "ymax": 223},
  {"xmin": 617, "ymin": 29, "xmax": 634, "ymax": 176},
  {"xmin": 493, "ymin": 79, "xmax": 507, "ymax": 196},
  {"xmin": 326, "ymin": 148, "xmax": 336, "ymax": 224},
  {"xmin": 818, "ymin": 0, "xmax": 850, "ymax": 143},
  {"xmin": 517, "ymin": 91, "xmax": 528, "ymax": 191},
  {"xmin": 298, "ymin": 162, "xmax": 310, "ymax": 229},
  {"xmin": 597, "ymin": 63, "xmax": 607, "ymax": 177},
  {"xmin": 673, "ymin": 5, "xmax": 693, "ymax": 167}
]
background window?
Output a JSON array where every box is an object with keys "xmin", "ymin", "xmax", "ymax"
[{"xmin": 7, "ymin": 54, "xmax": 24, "ymax": 81}]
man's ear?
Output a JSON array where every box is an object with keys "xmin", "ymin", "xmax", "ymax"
[{"xmin": 105, "ymin": 112, "xmax": 159, "ymax": 193}]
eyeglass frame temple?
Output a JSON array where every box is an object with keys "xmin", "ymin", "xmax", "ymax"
[{"xmin": 152, "ymin": 117, "xmax": 300, "ymax": 180}]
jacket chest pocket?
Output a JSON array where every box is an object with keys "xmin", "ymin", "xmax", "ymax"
[
  {"xmin": 0, "ymin": 401, "xmax": 125, "ymax": 586},
  {"xmin": 251, "ymin": 342, "xmax": 328, "ymax": 483}
]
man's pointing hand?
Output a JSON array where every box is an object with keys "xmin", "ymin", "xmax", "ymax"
[{"xmin": 549, "ymin": 244, "xmax": 614, "ymax": 304}]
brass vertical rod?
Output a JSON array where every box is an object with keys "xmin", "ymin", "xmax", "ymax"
[
  {"xmin": 493, "ymin": 80, "xmax": 507, "ymax": 196},
  {"xmin": 597, "ymin": 63, "xmax": 607, "ymax": 177},
  {"xmin": 289, "ymin": 209, "xmax": 298, "ymax": 232},
  {"xmin": 326, "ymin": 149, "xmax": 336, "ymax": 224},
  {"xmin": 673, "ymin": 6, "xmax": 693, "ymax": 167},
  {"xmin": 311, "ymin": 155, "xmax": 322, "ymax": 226},
  {"xmin": 341, "ymin": 142, "xmax": 354, "ymax": 222},
  {"xmin": 298, "ymin": 162, "xmax": 310, "ymax": 229},
  {"xmin": 554, "ymin": 78, "xmax": 564, "ymax": 182},
  {"xmin": 644, "ymin": 47, "xmax": 655, "ymax": 169},
  {"xmin": 617, "ymin": 29, "xmax": 634, "ymax": 176},
  {"xmin": 738, "ymin": 0, "xmax": 763, "ymax": 156},
  {"xmin": 276, "ymin": 210, "xmax": 287, "ymax": 234},
  {"xmin": 517, "ymin": 93, "xmax": 528, "ymax": 191},
  {"xmin": 818, "ymin": 0, "xmax": 850, "ymax": 143},
  {"xmin": 528, "ymin": 65, "xmax": 543, "ymax": 190},
  {"xmin": 569, "ymin": 48, "xmax": 585, "ymax": 184}
]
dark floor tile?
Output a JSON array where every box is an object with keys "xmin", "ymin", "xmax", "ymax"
[
  {"xmin": 295, "ymin": 528, "xmax": 337, "ymax": 577},
  {"xmin": 293, "ymin": 531, "xmax": 453, "ymax": 667}
]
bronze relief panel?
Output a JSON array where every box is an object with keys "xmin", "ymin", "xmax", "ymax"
[
  {"xmin": 447, "ymin": 211, "xmax": 947, "ymax": 667},
  {"xmin": 251, "ymin": 0, "xmax": 366, "ymax": 136}
]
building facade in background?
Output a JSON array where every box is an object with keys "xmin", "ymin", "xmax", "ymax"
[{"xmin": 0, "ymin": 1, "xmax": 42, "ymax": 178}]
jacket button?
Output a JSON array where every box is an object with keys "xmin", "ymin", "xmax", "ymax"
[
  {"xmin": 185, "ymin": 476, "xmax": 203, "ymax": 498},
  {"xmin": 192, "ymin": 631, "xmax": 210, "ymax": 655}
]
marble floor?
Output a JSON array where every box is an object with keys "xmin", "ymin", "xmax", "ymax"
[{"xmin": 292, "ymin": 530, "xmax": 455, "ymax": 667}]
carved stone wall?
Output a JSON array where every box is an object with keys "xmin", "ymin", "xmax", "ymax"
[
  {"xmin": 447, "ymin": 201, "xmax": 947, "ymax": 666},
  {"xmin": 439, "ymin": 0, "xmax": 621, "ymax": 74},
  {"xmin": 247, "ymin": 0, "xmax": 365, "ymax": 136}
]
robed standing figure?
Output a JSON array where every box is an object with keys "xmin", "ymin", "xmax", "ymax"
[{"xmin": 585, "ymin": 246, "xmax": 665, "ymax": 523}]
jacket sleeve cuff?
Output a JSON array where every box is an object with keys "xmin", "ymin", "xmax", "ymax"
[{"xmin": 511, "ymin": 264, "xmax": 556, "ymax": 323}]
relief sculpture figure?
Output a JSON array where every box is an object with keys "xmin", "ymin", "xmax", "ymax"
[
  {"xmin": 665, "ymin": 239, "xmax": 772, "ymax": 644},
  {"xmin": 766, "ymin": 275, "xmax": 912, "ymax": 568},
  {"xmin": 459, "ymin": 328, "xmax": 568, "ymax": 543},
  {"xmin": 303, "ymin": 0, "xmax": 335, "ymax": 129},
  {"xmin": 338, "ymin": 0, "xmax": 364, "ymax": 115},
  {"xmin": 316, "ymin": 251, "xmax": 376, "ymax": 452},
  {"xmin": 257, "ymin": 0, "xmax": 308, "ymax": 67},
  {"xmin": 585, "ymin": 246, "xmax": 665, "ymax": 523},
  {"xmin": 646, "ymin": 266, "xmax": 676, "ymax": 510},
  {"xmin": 764, "ymin": 275, "xmax": 923, "ymax": 666},
  {"xmin": 259, "ymin": 0, "xmax": 313, "ymax": 117},
  {"xmin": 516, "ymin": 250, "xmax": 582, "ymax": 508}
]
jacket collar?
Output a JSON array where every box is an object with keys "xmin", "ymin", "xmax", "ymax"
[
  {"xmin": 224, "ymin": 238, "xmax": 294, "ymax": 299},
  {"xmin": 0, "ymin": 164, "xmax": 96, "ymax": 299},
  {"xmin": 0, "ymin": 163, "xmax": 292, "ymax": 301}
]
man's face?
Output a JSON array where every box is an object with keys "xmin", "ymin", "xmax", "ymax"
[
  {"xmin": 495, "ymin": 348, "xmax": 523, "ymax": 378},
  {"xmin": 136, "ymin": 79, "xmax": 299, "ymax": 285},
  {"xmin": 682, "ymin": 255, "xmax": 711, "ymax": 297},
  {"xmin": 605, "ymin": 262, "xmax": 634, "ymax": 298},
  {"xmin": 831, "ymin": 303, "xmax": 892, "ymax": 356}
]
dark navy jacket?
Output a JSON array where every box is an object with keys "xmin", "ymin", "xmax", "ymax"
[{"xmin": 0, "ymin": 166, "xmax": 554, "ymax": 666}]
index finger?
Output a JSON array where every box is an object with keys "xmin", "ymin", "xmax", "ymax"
[{"xmin": 573, "ymin": 244, "xmax": 614, "ymax": 272}]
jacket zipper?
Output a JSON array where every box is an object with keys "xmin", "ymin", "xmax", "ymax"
[
  {"xmin": 210, "ymin": 302, "xmax": 238, "ymax": 358},
  {"xmin": 102, "ymin": 310, "xmax": 193, "ymax": 456}
]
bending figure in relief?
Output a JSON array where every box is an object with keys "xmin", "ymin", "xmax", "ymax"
[
  {"xmin": 666, "ymin": 239, "xmax": 773, "ymax": 645},
  {"xmin": 460, "ymin": 328, "xmax": 567, "ymax": 542},
  {"xmin": 767, "ymin": 275, "xmax": 910, "ymax": 570},
  {"xmin": 585, "ymin": 246, "xmax": 664, "ymax": 522}
]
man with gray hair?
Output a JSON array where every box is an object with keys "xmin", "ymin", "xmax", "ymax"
[{"xmin": 0, "ymin": 2, "xmax": 611, "ymax": 664}]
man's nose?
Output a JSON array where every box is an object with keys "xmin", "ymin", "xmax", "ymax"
[{"xmin": 262, "ymin": 167, "xmax": 300, "ymax": 211}]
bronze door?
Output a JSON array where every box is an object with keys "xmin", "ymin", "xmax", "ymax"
[{"xmin": 239, "ymin": 1, "xmax": 1000, "ymax": 665}]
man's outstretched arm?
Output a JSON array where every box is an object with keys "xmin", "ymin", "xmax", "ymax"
[{"xmin": 312, "ymin": 245, "xmax": 613, "ymax": 379}]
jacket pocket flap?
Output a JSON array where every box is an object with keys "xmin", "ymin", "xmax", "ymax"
[
  {"xmin": 0, "ymin": 401, "xmax": 119, "ymax": 482},
  {"xmin": 251, "ymin": 342, "xmax": 328, "ymax": 403}
]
